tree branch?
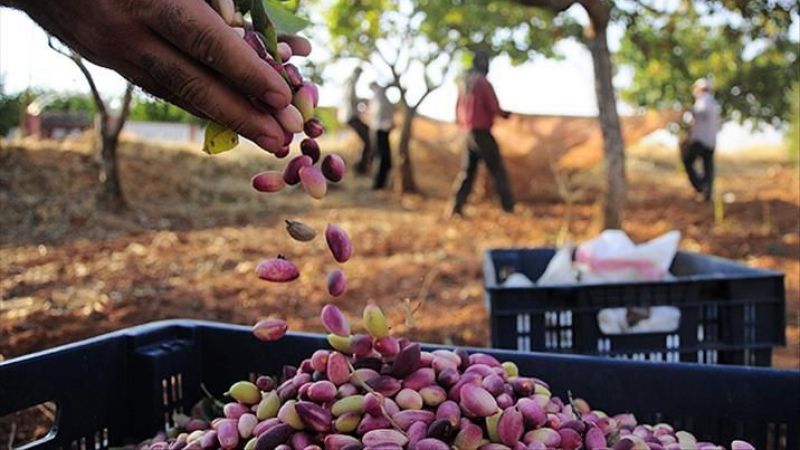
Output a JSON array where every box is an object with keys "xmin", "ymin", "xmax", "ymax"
[
  {"xmin": 111, "ymin": 83, "xmax": 135, "ymax": 138},
  {"xmin": 377, "ymin": 46, "xmax": 408, "ymax": 105},
  {"xmin": 48, "ymin": 36, "xmax": 108, "ymax": 120},
  {"xmin": 413, "ymin": 53, "xmax": 454, "ymax": 110},
  {"xmin": 577, "ymin": 0, "xmax": 612, "ymax": 30}
]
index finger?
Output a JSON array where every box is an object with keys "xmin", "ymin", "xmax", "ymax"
[
  {"xmin": 278, "ymin": 35, "xmax": 312, "ymax": 57},
  {"xmin": 145, "ymin": 0, "xmax": 292, "ymax": 109}
]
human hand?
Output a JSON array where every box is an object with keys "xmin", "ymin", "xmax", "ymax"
[{"xmin": 16, "ymin": 0, "xmax": 311, "ymax": 151}]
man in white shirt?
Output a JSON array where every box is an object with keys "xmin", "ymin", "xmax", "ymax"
[
  {"xmin": 369, "ymin": 82, "xmax": 394, "ymax": 189},
  {"xmin": 683, "ymin": 78, "xmax": 721, "ymax": 201},
  {"xmin": 339, "ymin": 67, "xmax": 371, "ymax": 174}
]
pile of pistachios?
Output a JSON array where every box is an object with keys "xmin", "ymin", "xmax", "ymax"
[{"xmin": 144, "ymin": 304, "xmax": 754, "ymax": 450}]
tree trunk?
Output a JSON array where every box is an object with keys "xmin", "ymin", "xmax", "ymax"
[
  {"xmin": 97, "ymin": 128, "xmax": 126, "ymax": 211},
  {"xmin": 396, "ymin": 105, "xmax": 418, "ymax": 193},
  {"xmin": 586, "ymin": 21, "xmax": 626, "ymax": 229}
]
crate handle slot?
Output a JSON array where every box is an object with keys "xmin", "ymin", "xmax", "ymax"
[
  {"xmin": 0, "ymin": 401, "xmax": 58, "ymax": 450},
  {"xmin": 596, "ymin": 306, "xmax": 681, "ymax": 335}
]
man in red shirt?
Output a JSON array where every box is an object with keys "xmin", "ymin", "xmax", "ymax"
[{"xmin": 450, "ymin": 51, "xmax": 515, "ymax": 216}]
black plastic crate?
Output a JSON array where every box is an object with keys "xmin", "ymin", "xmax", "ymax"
[
  {"xmin": 484, "ymin": 249, "xmax": 786, "ymax": 366},
  {"xmin": 1, "ymin": 320, "xmax": 798, "ymax": 450}
]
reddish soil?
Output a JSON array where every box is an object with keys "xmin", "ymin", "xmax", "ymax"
[{"xmin": 1, "ymin": 129, "xmax": 797, "ymax": 371}]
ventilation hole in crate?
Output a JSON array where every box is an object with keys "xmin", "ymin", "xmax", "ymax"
[
  {"xmin": 80, "ymin": 437, "xmax": 87, "ymax": 450},
  {"xmin": 744, "ymin": 304, "xmax": 757, "ymax": 345},
  {"xmin": 767, "ymin": 423, "xmax": 776, "ymax": 450},
  {"xmin": 666, "ymin": 334, "xmax": 680, "ymax": 349},
  {"xmin": 597, "ymin": 338, "xmax": 611, "ymax": 353},
  {"xmin": 559, "ymin": 311, "xmax": 572, "ymax": 326},
  {"xmin": 559, "ymin": 329, "xmax": 572, "ymax": 349},
  {"xmin": 103, "ymin": 428, "xmax": 109, "ymax": 448},
  {"xmin": 544, "ymin": 310, "xmax": 572, "ymax": 350},
  {"xmin": 516, "ymin": 314, "xmax": 531, "ymax": 333},
  {"xmin": 170, "ymin": 375, "xmax": 178, "ymax": 402},
  {"xmin": 699, "ymin": 349, "xmax": 718, "ymax": 364},
  {"xmin": 162, "ymin": 378, "xmax": 169, "ymax": 406},
  {"xmin": 94, "ymin": 431, "xmax": 101, "ymax": 450},
  {"xmin": 71, "ymin": 440, "xmax": 79, "ymax": 450},
  {"xmin": 177, "ymin": 373, "xmax": 184, "ymax": 400},
  {"xmin": 515, "ymin": 314, "xmax": 531, "ymax": 351},
  {"xmin": 700, "ymin": 304, "xmax": 720, "ymax": 344},
  {"xmin": 778, "ymin": 423, "xmax": 787, "ymax": 450}
]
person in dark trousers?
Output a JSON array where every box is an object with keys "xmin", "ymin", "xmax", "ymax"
[
  {"xmin": 450, "ymin": 51, "xmax": 515, "ymax": 216},
  {"xmin": 369, "ymin": 82, "xmax": 394, "ymax": 189},
  {"xmin": 339, "ymin": 66, "xmax": 372, "ymax": 174},
  {"xmin": 682, "ymin": 78, "xmax": 721, "ymax": 202}
]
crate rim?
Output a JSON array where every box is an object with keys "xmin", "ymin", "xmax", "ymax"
[
  {"xmin": 2, "ymin": 319, "xmax": 797, "ymax": 375},
  {"xmin": 483, "ymin": 248, "xmax": 785, "ymax": 289}
]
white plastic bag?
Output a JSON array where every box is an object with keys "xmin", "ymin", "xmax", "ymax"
[
  {"xmin": 537, "ymin": 245, "xmax": 578, "ymax": 286},
  {"xmin": 502, "ymin": 272, "xmax": 535, "ymax": 287},
  {"xmin": 597, "ymin": 306, "xmax": 681, "ymax": 334},
  {"xmin": 574, "ymin": 230, "xmax": 681, "ymax": 283}
]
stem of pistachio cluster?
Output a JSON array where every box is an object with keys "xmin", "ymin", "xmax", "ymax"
[{"xmin": 346, "ymin": 361, "xmax": 406, "ymax": 434}]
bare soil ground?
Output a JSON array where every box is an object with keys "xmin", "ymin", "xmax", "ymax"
[{"xmin": 1, "ymin": 125, "xmax": 797, "ymax": 372}]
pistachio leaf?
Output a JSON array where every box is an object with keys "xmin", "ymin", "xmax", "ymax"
[
  {"xmin": 203, "ymin": 122, "xmax": 239, "ymax": 155},
  {"xmin": 262, "ymin": 0, "xmax": 310, "ymax": 36}
]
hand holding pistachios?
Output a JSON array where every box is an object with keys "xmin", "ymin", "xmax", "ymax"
[{"xmin": 13, "ymin": 0, "xmax": 312, "ymax": 152}]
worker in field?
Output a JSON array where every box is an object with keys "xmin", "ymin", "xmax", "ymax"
[
  {"xmin": 368, "ymin": 81, "xmax": 394, "ymax": 190},
  {"xmin": 340, "ymin": 66, "xmax": 372, "ymax": 175},
  {"xmin": 682, "ymin": 78, "xmax": 721, "ymax": 202},
  {"xmin": 449, "ymin": 50, "xmax": 515, "ymax": 217}
]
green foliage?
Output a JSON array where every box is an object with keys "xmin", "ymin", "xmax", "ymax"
[
  {"xmin": 314, "ymin": 106, "xmax": 341, "ymax": 134},
  {"xmin": 616, "ymin": 1, "xmax": 799, "ymax": 126},
  {"xmin": 324, "ymin": 0, "xmax": 562, "ymax": 62},
  {"xmin": 323, "ymin": 0, "xmax": 401, "ymax": 60},
  {"xmin": 0, "ymin": 92, "xmax": 22, "ymax": 136},
  {"xmin": 263, "ymin": 0, "xmax": 310, "ymax": 35},
  {"xmin": 129, "ymin": 96, "xmax": 203, "ymax": 124},
  {"xmin": 47, "ymin": 94, "xmax": 97, "ymax": 113},
  {"xmin": 322, "ymin": 0, "xmax": 562, "ymax": 108},
  {"xmin": 418, "ymin": 0, "xmax": 576, "ymax": 65}
]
